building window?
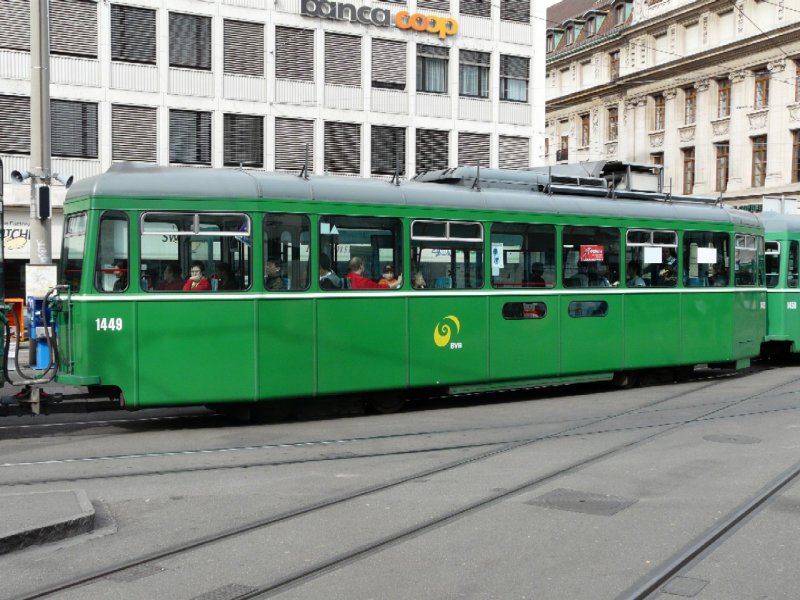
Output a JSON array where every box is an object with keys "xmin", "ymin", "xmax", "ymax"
[
  {"xmin": 546, "ymin": 35, "xmax": 554, "ymax": 52},
  {"xmin": 715, "ymin": 143, "xmax": 729, "ymax": 192},
  {"xmin": 325, "ymin": 33, "xmax": 361, "ymax": 87},
  {"xmin": 459, "ymin": 50, "xmax": 490, "ymax": 98},
  {"xmin": 607, "ymin": 107, "xmax": 618, "ymax": 141},
  {"xmin": 52, "ymin": 99, "xmax": 98, "ymax": 159},
  {"xmin": 752, "ymin": 135, "xmax": 767, "ymax": 187},
  {"xmin": 565, "ymin": 26, "xmax": 574, "ymax": 45},
  {"xmin": 458, "ymin": 132, "xmax": 490, "ymax": 167},
  {"xmin": 51, "ymin": 0, "xmax": 98, "ymax": 58},
  {"xmin": 586, "ymin": 17, "xmax": 596, "ymax": 36},
  {"xmin": 461, "ymin": 0, "xmax": 490, "ymax": 18},
  {"xmin": 325, "ymin": 122, "xmax": 361, "ymax": 174},
  {"xmin": 650, "ymin": 152, "xmax": 663, "ymax": 166},
  {"xmin": 544, "ymin": 137, "xmax": 549, "ymax": 158},
  {"xmin": 223, "ymin": 114, "xmax": 263, "ymax": 168},
  {"xmin": 717, "ymin": 78, "xmax": 731, "ymax": 118},
  {"xmin": 500, "ymin": 55, "xmax": 529, "ymax": 102},
  {"xmin": 416, "ymin": 129, "xmax": 449, "ymax": 173},
  {"xmin": 684, "ymin": 87, "xmax": 696, "ymax": 125},
  {"xmin": 499, "ymin": 136, "xmax": 529, "ymax": 169},
  {"xmin": 371, "ymin": 125, "xmax": 406, "ymax": 176},
  {"xmin": 169, "ymin": 109, "xmax": 211, "ymax": 165},
  {"xmin": 580, "ymin": 114, "xmax": 590, "ymax": 147},
  {"xmin": 614, "ymin": 3, "xmax": 625, "ymax": 25},
  {"xmin": 274, "ymin": 118, "xmax": 314, "ymax": 172},
  {"xmin": 275, "ymin": 27, "xmax": 314, "ymax": 81},
  {"xmin": 2, "ymin": 0, "xmax": 30, "ymax": 51},
  {"xmin": 682, "ymin": 147, "xmax": 695, "ymax": 195},
  {"xmin": 796, "ymin": 61, "xmax": 800, "ymax": 103},
  {"xmin": 793, "ymin": 131, "xmax": 800, "ymax": 183},
  {"xmin": 609, "ymin": 51, "xmax": 620, "ymax": 80},
  {"xmin": 112, "ymin": 105, "xmax": 157, "ymax": 163},
  {"xmin": 417, "ymin": 45, "xmax": 448, "ymax": 94},
  {"xmin": 0, "ymin": 95, "xmax": 30, "ymax": 154},
  {"xmin": 169, "ymin": 13, "xmax": 211, "ymax": 70},
  {"xmin": 418, "ymin": 0, "xmax": 449, "ymax": 10},
  {"xmin": 653, "ymin": 94, "xmax": 665, "ymax": 130},
  {"xmin": 111, "ymin": 5, "xmax": 156, "ymax": 65},
  {"xmin": 754, "ymin": 70, "xmax": 769, "ymax": 109},
  {"xmin": 500, "ymin": 0, "xmax": 530, "ymax": 24},
  {"xmin": 224, "ymin": 20, "xmax": 264, "ymax": 77},
  {"xmin": 372, "ymin": 39, "xmax": 406, "ymax": 90}
]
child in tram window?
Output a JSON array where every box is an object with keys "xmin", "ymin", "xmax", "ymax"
[{"xmin": 378, "ymin": 265, "xmax": 400, "ymax": 288}]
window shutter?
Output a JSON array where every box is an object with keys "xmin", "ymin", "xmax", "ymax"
[
  {"xmin": 274, "ymin": 118, "xmax": 314, "ymax": 171},
  {"xmin": 1, "ymin": 0, "xmax": 30, "ymax": 51},
  {"xmin": 50, "ymin": 0, "xmax": 97, "ymax": 58},
  {"xmin": 498, "ymin": 135, "xmax": 529, "ymax": 169},
  {"xmin": 112, "ymin": 105, "xmax": 157, "ymax": 162},
  {"xmin": 224, "ymin": 114, "xmax": 264, "ymax": 167},
  {"xmin": 51, "ymin": 99, "xmax": 98, "ymax": 159},
  {"xmin": 460, "ymin": 50, "xmax": 490, "ymax": 66},
  {"xmin": 111, "ymin": 5, "xmax": 156, "ymax": 64},
  {"xmin": 500, "ymin": 55, "xmax": 529, "ymax": 78},
  {"xmin": 371, "ymin": 126, "xmax": 405, "ymax": 176},
  {"xmin": 0, "ymin": 95, "xmax": 31, "ymax": 154},
  {"xmin": 458, "ymin": 132, "xmax": 490, "ymax": 167},
  {"xmin": 224, "ymin": 20, "xmax": 263, "ymax": 77},
  {"xmin": 325, "ymin": 122, "xmax": 361, "ymax": 174},
  {"xmin": 417, "ymin": 0, "xmax": 449, "ymax": 11},
  {"xmin": 325, "ymin": 33, "xmax": 361, "ymax": 86},
  {"xmin": 500, "ymin": 0, "xmax": 530, "ymax": 23},
  {"xmin": 169, "ymin": 109, "xmax": 211, "ymax": 165},
  {"xmin": 275, "ymin": 27, "xmax": 314, "ymax": 81},
  {"xmin": 169, "ymin": 13, "xmax": 211, "ymax": 70},
  {"xmin": 418, "ymin": 44, "xmax": 449, "ymax": 59},
  {"xmin": 416, "ymin": 129, "xmax": 449, "ymax": 173},
  {"xmin": 371, "ymin": 39, "xmax": 406, "ymax": 89},
  {"xmin": 460, "ymin": 0, "xmax": 490, "ymax": 18}
]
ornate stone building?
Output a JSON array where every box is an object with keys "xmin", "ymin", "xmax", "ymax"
[{"xmin": 545, "ymin": 0, "xmax": 800, "ymax": 209}]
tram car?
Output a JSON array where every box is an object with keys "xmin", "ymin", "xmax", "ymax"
[
  {"xmin": 760, "ymin": 211, "xmax": 800, "ymax": 355},
  {"xmin": 45, "ymin": 160, "xmax": 764, "ymax": 415}
]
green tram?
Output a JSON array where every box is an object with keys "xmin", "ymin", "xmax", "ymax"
[
  {"xmin": 49, "ymin": 161, "xmax": 765, "ymax": 413},
  {"xmin": 760, "ymin": 211, "xmax": 800, "ymax": 354}
]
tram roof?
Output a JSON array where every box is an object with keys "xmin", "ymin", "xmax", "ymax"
[
  {"xmin": 758, "ymin": 211, "xmax": 800, "ymax": 233},
  {"xmin": 67, "ymin": 163, "xmax": 760, "ymax": 227}
]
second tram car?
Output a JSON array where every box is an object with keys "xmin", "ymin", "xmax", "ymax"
[
  {"xmin": 45, "ymin": 161, "xmax": 766, "ymax": 413},
  {"xmin": 760, "ymin": 211, "xmax": 800, "ymax": 355}
]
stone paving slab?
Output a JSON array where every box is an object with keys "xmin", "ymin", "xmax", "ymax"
[{"xmin": 0, "ymin": 490, "xmax": 95, "ymax": 554}]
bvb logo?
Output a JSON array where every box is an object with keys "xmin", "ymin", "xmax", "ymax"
[{"xmin": 433, "ymin": 315, "xmax": 461, "ymax": 348}]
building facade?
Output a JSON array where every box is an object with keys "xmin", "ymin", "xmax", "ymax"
[
  {"xmin": 545, "ymin": 0, "xmax": 800, "ymax": 210},
  {"xmin": 0, "ymin": 0, "xmax": 544, "ymax": 297}
]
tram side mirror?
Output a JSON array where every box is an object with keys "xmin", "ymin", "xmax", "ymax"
[{"xmin": 36, "ymin": 185, "xmax": 51, "ymax": 220}]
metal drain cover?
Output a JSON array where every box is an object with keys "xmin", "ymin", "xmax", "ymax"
[
  {"xmin": 703, "ymin": 434, "xmax": 761, "ymax": 445},
  {"xmin": 661, "ymin": 576, "xmax": 709, "ymax": 597},
  {"xmin": 526, "ymin": 488, "xmax": 637, "ymax": 516},
  {"xmin": 106, "ymin": 563, "xmax": 165, "ymax": 582},
  {"xmin": 191, "ymin": 584, "xmax": 258, "ymax": 600}
]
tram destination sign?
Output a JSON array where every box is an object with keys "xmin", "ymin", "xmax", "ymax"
[{"xmin": 300, "ymin": 0, "xmax": 459, "ymax": 39}]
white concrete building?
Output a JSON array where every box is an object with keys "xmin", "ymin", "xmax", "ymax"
[
  {"xmin": 545, "ymin": 0, "xmax": 800, "ymax": 210},
  {"xmin": 0, "ymin": 0, "xmax": 545, "ymax": 297}
]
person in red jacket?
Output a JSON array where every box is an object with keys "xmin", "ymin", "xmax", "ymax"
[
  {"xmin": 183, "ymin": 261, "xmax": 211, "ymax": 291},
  {"xmin": 346, "ymin": 257, "xmax": 402, "ymax": 289}
]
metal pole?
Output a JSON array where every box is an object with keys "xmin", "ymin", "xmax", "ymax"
[{"xmin": 29, "ymin": 0, "xmax": 52, "ymax": 265}]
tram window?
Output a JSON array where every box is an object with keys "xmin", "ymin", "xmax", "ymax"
[
  {"xmin": 411, "ymin": 220, "xmax": 484, "ymax": 289},
  {"xmin": 263, "ymin": 214, "xmax": 310, "ymax": 291},
  {"xmin": 568, "ymin": 300, "xmax": 608, "ymax": 317},
  {"xmin": 765, "ymin": 241, "xmax": 780, "ymax": 288},
  {"xmin": 734, "ymin": 234, "xmax": 758, "ymax": 286},
  {"xmin": 60, "ymin": 213, "xmax": 87, "ymax": 292},
  {"xmin": 319, "ymin": 216, "xmax": 402, "ymax": 290},
  {"xmin": 95, "ymin": 211, "xmax": 129, "ymax": 293},
  {"xmin": 502, "ymin": 302, "xmax": 547, "ymax": 320},
  {"xmin": 789, "ymin": 241, "xmax": 799, "ymax": 288},
  {"xmin": 562, "ymin": 226, "xmax": 620, "ymax": 288},
  {"xmin": 140, "ymin": 212, "xmax": 251, "ymax": 292},
  {"xmin": 683, "ymin": 231, "xmax": 730, "ymax": 287},
  {"xmin": 625, "ymin": 229, "xmax": 678, "ymax": 288},
  {"xmin": 490, "ymin": 223, "xmax": 556, "ymax": 288}
]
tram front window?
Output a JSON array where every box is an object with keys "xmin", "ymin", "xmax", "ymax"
[
  {"xmin": 60, "ymin": 212, "xmax": 87, "ymax": 292},
  {"xmin": 95, "ymin": 211, "xmax": 129, "ymax": 293}
]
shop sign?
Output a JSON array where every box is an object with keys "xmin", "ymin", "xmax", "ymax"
[
  {"xmin": 300, "ymin": 0, "xmax": 458, "ymax": 39},
  {"xmin": 4, "ymin": 219, "xmax": 31, "ymax": 259}
]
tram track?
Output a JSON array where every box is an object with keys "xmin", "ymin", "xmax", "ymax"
[{"xmin": 10, "ymin": 373, "xmax": 799, "ymax": 600}]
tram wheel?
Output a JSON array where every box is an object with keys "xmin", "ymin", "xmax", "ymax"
[
  {"xmin": 611, "ymin": 371, "xmax": 638, "ymax": 389},
  {"xmin": 367, "ymin": 393, "xmax": 406, "ymax": 414},
  {"xmin": 673, "ymin": 365, "xmax": 694, "ymax": 382}
]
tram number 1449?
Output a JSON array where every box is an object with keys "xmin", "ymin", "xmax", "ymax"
[{"xmin": 96, "ymin": 318, "xmax": 124, "ymax": 331}]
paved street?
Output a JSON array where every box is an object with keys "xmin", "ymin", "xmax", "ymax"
[{"xmin": 0, "ymin": 366, "xmax": 799, "ymax": 600}]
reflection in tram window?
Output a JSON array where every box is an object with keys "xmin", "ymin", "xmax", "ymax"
[
  {"xmin": 568, "ymin": 300, "xmax": 608, "ymax": 317},
  {"xmin": 411, "ymin": 220, "xmax": 483, "ymax": 289},
  {"xmin": 562, "ymin": 226, "xmax": 620, "ymax": 288},
  {"xmin": 765, "ymin": 241, "xmax": 780, "ymax": 288},
  {"xmin": 490, "ymin": 223, "xmax": 556, "ymax": 288},
  {"xmin": 60, "ymin": 212, "xmax": 87, "ymax": 293}
]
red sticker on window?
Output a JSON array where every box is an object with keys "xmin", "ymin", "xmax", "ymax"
[{"xmin": 580, "ymin": 245, "xmax": 604, "ymax": 262}]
